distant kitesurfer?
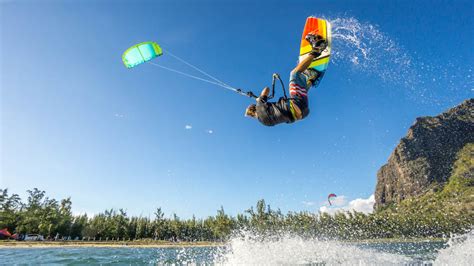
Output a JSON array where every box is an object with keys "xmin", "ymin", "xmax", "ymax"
[{"xmin": 245, "ymin": 33, "xmax": 328, "ymax": 126}]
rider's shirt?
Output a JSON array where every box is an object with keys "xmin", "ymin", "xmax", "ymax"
[{"xmin": 256, "ymin": 96, "xmax": 293, "ymax": 126}]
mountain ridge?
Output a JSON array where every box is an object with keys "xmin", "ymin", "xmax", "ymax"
[{"xmin": 374, "ymin": 98, "xmax": 474, "ymax": 209}]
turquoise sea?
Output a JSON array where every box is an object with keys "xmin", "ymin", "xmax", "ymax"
[{"xmin": 1, "ymin": 236, "xmax": 472, "ymax": 265}]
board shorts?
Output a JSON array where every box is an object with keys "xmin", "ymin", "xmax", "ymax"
[{"xmin": 288, "ymin": 70, "xmax": 311, "ymax": 119}]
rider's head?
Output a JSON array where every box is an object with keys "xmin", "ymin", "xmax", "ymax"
[{"xmin": 245, "ymin": 104, "xmax": 257, "ymax": 118}]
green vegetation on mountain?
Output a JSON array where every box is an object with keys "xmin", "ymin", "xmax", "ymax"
[{"xmin": 371, "ymin": 143, "xmax": 473, "ymax": 238}]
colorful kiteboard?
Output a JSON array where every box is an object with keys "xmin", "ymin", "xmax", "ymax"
[{"xmin": 299, "ymin": 17, "xmax": 332, "ymax": 73}]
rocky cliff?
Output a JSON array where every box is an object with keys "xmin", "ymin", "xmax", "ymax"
[{"xmin": 374, "ymin": 98, "xmax": 474, "ymax": 210}]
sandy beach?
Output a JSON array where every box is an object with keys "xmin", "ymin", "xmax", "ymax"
[{"xmin": 0, "ymin": 240, "xmax": 223, "ymax": 248}]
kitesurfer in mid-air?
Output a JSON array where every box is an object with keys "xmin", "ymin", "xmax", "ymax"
[{"xmin": 245, "ymin": 33, "xmax": 328, "ymax": 126}]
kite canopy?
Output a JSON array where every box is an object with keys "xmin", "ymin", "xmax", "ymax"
[
  {"xmin": 328, "ymin": 193, "xmax": 337, "ymax": 206},
  {"xmin": 122, "ymin": 42, "xmax": 163, "ymax": 68}
]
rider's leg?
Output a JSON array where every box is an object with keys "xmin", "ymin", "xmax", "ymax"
[
  {"xmin": 292, "ymin": 53, "xmax": 316, "ymax": 73},
  {"xmin": 287, "ymin": 34, "xmax": 327, "ymax": 120},
  {"xmin": 289, "ymin": 53, "xmax": 315, "ymax": 101}
]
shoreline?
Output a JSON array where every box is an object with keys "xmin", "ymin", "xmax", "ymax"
[
  {"xmin": 0, "ymin": 240, "xmax": 224, "ymax": 249},
  {"xmin": 0, "ymin": 237, "xmax": 445, "ymax": 248}
]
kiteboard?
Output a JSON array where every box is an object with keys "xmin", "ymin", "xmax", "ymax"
[{"xmin": 299, "ymin": 17, "xmax": 332, "ymax": 75}]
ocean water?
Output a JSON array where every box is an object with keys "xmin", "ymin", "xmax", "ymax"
[{"xmin": 1, "ymin": 231, "xmax": 472, "ymax": 265}]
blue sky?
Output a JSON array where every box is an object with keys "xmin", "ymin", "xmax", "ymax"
[{"xmin": 1, "ymin": 0, "xmax": 473, "ymax": 218}]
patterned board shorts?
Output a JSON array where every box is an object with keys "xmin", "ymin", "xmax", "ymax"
[
  {"xmin": 289, "ymin": 70, "xmax": 312, "ymax": 105},
  {"xmin": 289, "ymin": 70, "xmax": 311, "ymax": 100},
  {"xmin": 287, "ymin": 70, "xmax": 312, "ymax": 120}
]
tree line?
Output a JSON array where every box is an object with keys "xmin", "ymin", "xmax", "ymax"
[{"xmin": 0, "ymin": 188, "xmax": 472, "ymax": 241}]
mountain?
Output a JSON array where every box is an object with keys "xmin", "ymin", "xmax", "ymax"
[{"xmin": 374, "ymin": 99, "xmax": 474, "ymax": 210}]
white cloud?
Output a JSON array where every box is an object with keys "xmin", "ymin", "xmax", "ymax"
[
  {"xmin": 319, "ymin": 195, "xmax": 375, "ymax": 215},
  {"xmin": 329, "ymin": 195, "xmax": 347, "ymax": 206},
  {"xmin": 185, "ymin": 125, "xmax": 192, "ymax": 130},
  {"xmin": 114, "ymin": 113, "xmax": 125, "ymax": 118},
  {"xmin": 348, "ymin": 195, "xmax": 375, "ymax": 213},
  {"xmin": 319, "ymin": 205, "xmax": 335, "ymax": 214},
  {"xmin": 207, "ymin": 130, "xmax": 213, "ymax": 134}
]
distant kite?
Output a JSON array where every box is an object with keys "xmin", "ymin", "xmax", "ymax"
[{"xmin": 328, "ymin": 193, "xmax": 337, "ymax": 206}]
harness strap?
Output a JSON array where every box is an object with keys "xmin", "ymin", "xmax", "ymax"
[
  {"xmin": 271, "ymin": 73, "xmax": 288, "ymax": 100},
  {"xmin": 286, "ymin": 99, "xmax": 297, "ymax": 123}
]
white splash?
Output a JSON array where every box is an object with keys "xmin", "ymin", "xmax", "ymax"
[
  {"xmin": 325, "ymin": 16, "xmax": 473, "ymax": 105},
  {"xmin": 216, "ymin": 232, "xmax": 409, "ymax": 265},
  {"xmin": 434, "ymin": 230, "xmax": 474, "ymax": 265},
  {"xmin": 329, "ymin": 17, "xmax": 414, "ymax": 86}
]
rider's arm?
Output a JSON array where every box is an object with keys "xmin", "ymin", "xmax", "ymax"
[
  {"xmin": 256, "ymin": 87, "xmax": 270, "ymax": 105},
  {"xmin": 260, "ymin": 87, "xmax": 270, "ymax": 98}
]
